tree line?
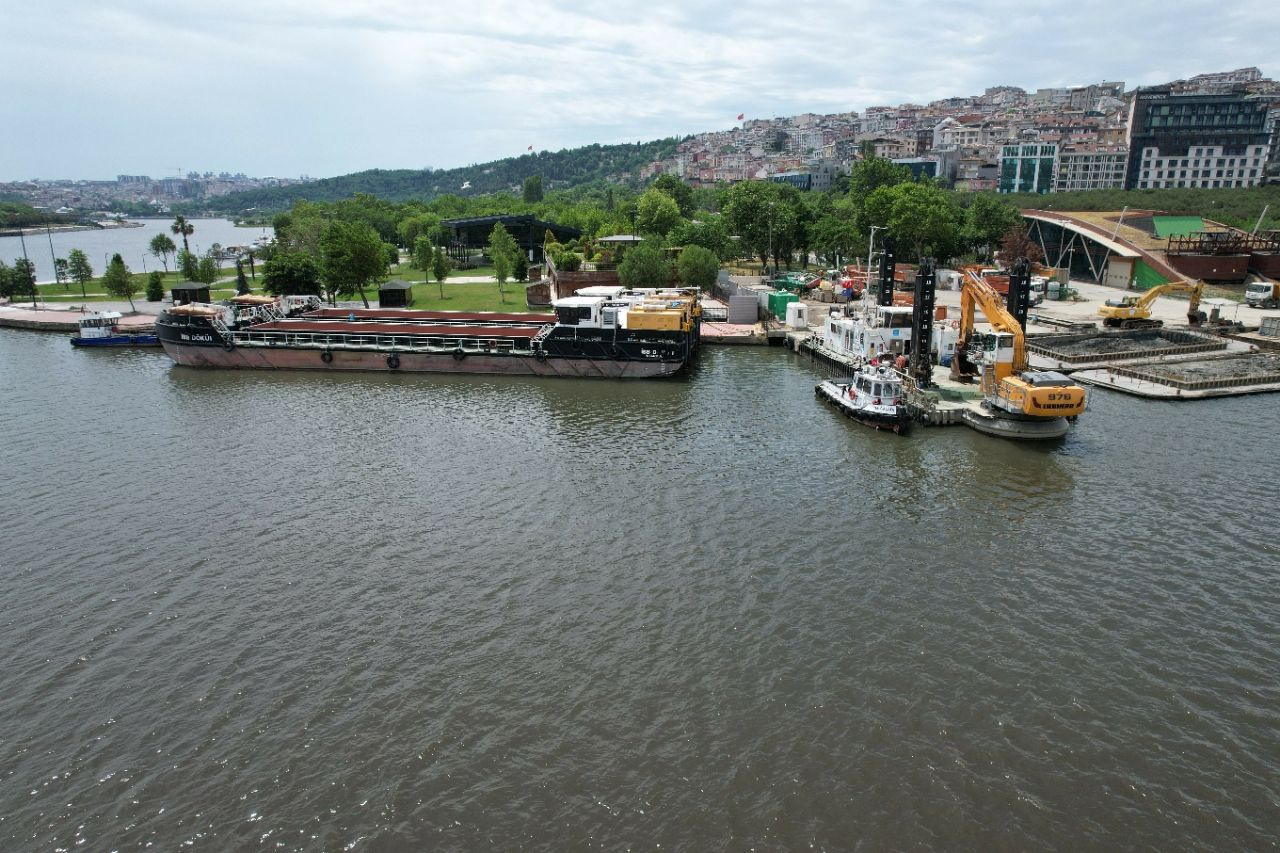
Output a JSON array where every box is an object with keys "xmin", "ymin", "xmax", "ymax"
[{"xmin": 184, "ymin": 139, "xmax": 683, "ymax": 217}]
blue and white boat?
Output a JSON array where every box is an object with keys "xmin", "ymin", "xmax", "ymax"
[{"xmin": 70, "ymin": 311, "xmax": 159, "ymax": 347}]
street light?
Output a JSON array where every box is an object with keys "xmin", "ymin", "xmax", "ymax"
[
  {"xmin": 767, "ymin": 201, "xmax": 776, "ymax": 276},
  {"xmin": 866, "ymin": 223, "xmax": 884, "ymax": 279}
]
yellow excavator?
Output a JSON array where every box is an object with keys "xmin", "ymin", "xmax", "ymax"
[
  {"xmin": 950, "ymin": 274, "xmax": 1087, "ymax": 439},
  {"xmin": 1097, "ymin": 280, "xmax": 1206, "ymax": 329}
]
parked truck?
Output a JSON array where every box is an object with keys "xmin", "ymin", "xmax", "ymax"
[{"xmin": 1244, "ymin": 280, "xmax": 1280, "ymax": 309}]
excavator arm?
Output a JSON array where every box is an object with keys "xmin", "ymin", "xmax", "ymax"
[
  {"xmin": 1100, "ymin": 279, "xmax": 1205, "ymax": 326},
  {"xmin": 953, "ymin": 275, "xmax": 1026, "ymax": 374}
]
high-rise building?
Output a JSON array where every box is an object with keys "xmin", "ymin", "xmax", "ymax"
[{"xmin": 1125, "ymin": 87, "xmax": 1272, "ymax": 189}]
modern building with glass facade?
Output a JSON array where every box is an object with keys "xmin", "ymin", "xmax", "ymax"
[
  {"xmin": 997, "ymin": 144, "xmax": 1057, "ymax": 193},
  {"xmin": 1125, "ymin": 87, "xmax": 1272, "ymax": 189}
]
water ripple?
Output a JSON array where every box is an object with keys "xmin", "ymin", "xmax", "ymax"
[{"xmin": 0, "ymin": 338, "xmax": 1277, "ymax": 849}]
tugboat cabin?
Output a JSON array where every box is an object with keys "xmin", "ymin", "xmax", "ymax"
[{"xmin": 76, "ymin": 311, "xmax": 123, "ymax": 339}]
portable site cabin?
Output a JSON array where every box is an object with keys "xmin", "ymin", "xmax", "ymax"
[
  {"xmin": 170, "ymin": 282, "xmax": 210, "ymax": 305},
  {"xmin": 378, "ymin": 280, "xmax": 415, "ymax": 308}
]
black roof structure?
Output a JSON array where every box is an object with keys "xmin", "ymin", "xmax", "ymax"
[{"xmin": 441, "ymin": 215, "xmax": 581, "ymax": 253}]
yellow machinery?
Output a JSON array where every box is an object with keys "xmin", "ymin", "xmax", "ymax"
[
  {"xmin": 951, "ymin": 275, "xmax": 1088, "ymax": 421},
  {"xmin": 1097, "ymin": 280, "xmax": 1206, "ymax": 329}
]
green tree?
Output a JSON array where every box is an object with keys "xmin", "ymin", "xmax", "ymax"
[
  {"xmin": 431, "ymin": 245, "xmax": 452, "ymax": 299},
  {"xmin": 513, "ymin": 252, "xmax": 528, "ymax": 283},
  {"xmin": 635, "ymin": 188, "xmax": 682, "ymax": 236},
  {"xmin": 848, "ymin": 157, "xmax": 913, "ymax": 204},
  {"xmin": 0, "ymin": 260, "xmax": 12, "ymax": 300},
  {"xmin": 810, "ymin": 205, "xmax": 862, "ymax": 267},
  {"xmin": 320, "ymin": 220, "xmax": 390, "ymax": 308},
  {"xmin": 488, "ymin": 222, "xmax": 518, "ymax": 304},
  {"xmin": 964, "ymin": 193, "xmax": 1023, "ymax": 260},
  {"xmin": 652, "ymin": 173, "xmax": 695, "ymax": 217},
  {"xmin": 145, "ymin": 270, "xmax": 165, "ymax": 302},
  {"xmin": 668, "ymin": 216, "xmax": 732, "ymax": 260},
  {"xmin": 261, "ymin": 251, "xmax": 322, "ymax": 297},
  {"xmin": 178, "ymin": 249, "xmax": 199, "ymax": 281},
  {"xmin": 197, "ymin": 253, "xmax": 220, "ymax": 285},
  {"xmin": 235, "ymin": 260, "xmax": 250, "ymax": 294},
  {"xmin": 412, "ymin": 235, "xmax": 435, "ymax": 285},
  {"xmin": 102, "ymin": 253, "xmax": 138, "ymax": 311},
  {"xmin": 170, "ymin": 215, "xmax": 194, "ymax": 253},
  {"xmin": 67, "ymin": 248, "xmax": 93, "ymax": 299},
  {"xmin": 398, "ymin": 213, "xmax": 442, "ymax": 248},
  {"xmin": 11, "ymin": 258, "xmax": 37, "ymax": 305},
  {"xmin": 676, "ymin": 244, "xmax": 719, "ymax": 291},
  {"xmin": 725, "ymin": 181, "xmax": 773, "ymax": 265},
  {"xmin": 149, "ymin": 233, "xmax": 177, "ymax": 272},
  {"xmin": 617, "ymin": 242, "xmax": 670, "ymax": 288},
  {"xmin": 523, "ymin": 175, "xmax": 544, "ymax": 203},
  {"xmin": 54, "ymin": 257, "xmax": 70, "ymax": 289},
  {"xmin": 867, "ymin": 182, "xmax": 962, "ymax": 262},
  {"xmin": 724, "ymin": 181, "xmax": 797, "ymax": 268}
]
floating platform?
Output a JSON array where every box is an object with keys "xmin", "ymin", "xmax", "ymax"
[
  {"xmin": 1074, "ymin": 352, "xmax": 1280, "ymax": 398},
  {"xmin": 701, "ymin": 321, "xmax": 766, "ymax": 345},
  {"xmin": 1026, "ymin": 328, "xmax": 1234, "ymax": 372}
]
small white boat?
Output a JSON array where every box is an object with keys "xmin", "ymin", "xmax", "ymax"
[{"xmin": 816, "ymin": 364, "xmax": 912, "ymax": 435}]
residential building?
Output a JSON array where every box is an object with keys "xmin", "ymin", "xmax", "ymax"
[
  {"xmin": 1126, "ymin": 87, "xmax": 1272, "ymax": 189},
  {"xmin": 1053, "ymin": 144, "xmax": 1128, "ymax": 192},
  {"xmin": 998, "ymin": 144, "xmax": 1057, "ymax": 193}
]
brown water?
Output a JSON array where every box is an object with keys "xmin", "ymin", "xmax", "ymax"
[{"xmin": 1, "ymin": 330, "xmax": 1277, "ymax": 850}]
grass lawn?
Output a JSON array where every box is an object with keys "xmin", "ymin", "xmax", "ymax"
[
  {"xmin": 403, "ymin": 281, "xmax": 549, "ymax": 313},
  {"xmin": 34, "ymin": 268, "xmax": 246, "ymax": 303},
  {"xmin": 391, "ymin": 262, "xmax": 498, "ymax": 280}
]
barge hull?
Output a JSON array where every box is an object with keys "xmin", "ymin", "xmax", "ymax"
[{"xmin": 160, "ymin": 342, "xmax": 684, "ymax": 378}]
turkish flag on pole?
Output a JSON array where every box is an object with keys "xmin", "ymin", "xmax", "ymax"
[{"xmin": 737, "ymin": 113, "xmax": 744, "ymax": 120}]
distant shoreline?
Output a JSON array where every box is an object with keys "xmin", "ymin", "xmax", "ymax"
[{"xmin": 0, "ymin": 221, "xmax": 144, "ymax": 237}]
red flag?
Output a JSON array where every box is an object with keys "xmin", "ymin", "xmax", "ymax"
[{"xmin": 737, "ymin": 113, "xmax": 744, "ymax": 120}]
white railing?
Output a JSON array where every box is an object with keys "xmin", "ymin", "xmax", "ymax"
[{"xmin": 226, "ymin": 328, "xmax": 530, "ymax": 355}]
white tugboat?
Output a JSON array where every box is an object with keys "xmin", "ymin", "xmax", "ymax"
[{"xmin": 816, "ymin": 363, "xmax": 912, "ymax": 435}]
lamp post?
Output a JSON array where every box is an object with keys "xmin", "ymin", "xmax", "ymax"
[
  {"xmin": 866, "ymin": 223, "xmax": 884, "ymax": 280},
  {"xmin": 767, "ymin": 201, "xmax": 776, "ymax": 276}
]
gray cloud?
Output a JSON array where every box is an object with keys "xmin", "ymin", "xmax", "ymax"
[{"xmin": 1, "ymin": 0, "xmax": 1274, "ymax": 180}]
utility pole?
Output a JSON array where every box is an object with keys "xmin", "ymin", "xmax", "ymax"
[{"xmin": 45, "ymin": 223, "xmax": 58, "ymax": 287}]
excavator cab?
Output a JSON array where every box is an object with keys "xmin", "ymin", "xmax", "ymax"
[{"xmin": 978, "ymin": 331, "xmax": 1018, "ymax": 380}]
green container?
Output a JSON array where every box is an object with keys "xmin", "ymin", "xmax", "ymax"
[{"xmin": 768, "ymin": 290, "xmax": 798, "ymax": 320}]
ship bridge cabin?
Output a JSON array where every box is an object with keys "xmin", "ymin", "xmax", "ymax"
[{"xmin": 554, "ymin": 296, "xmax": 621, "ymax": 329}]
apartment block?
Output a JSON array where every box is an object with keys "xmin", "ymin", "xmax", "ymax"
[
  {"xmin": 1126, "ymin": 87, "xmax": 1272, "ymax": 189},
  {"xmin": 1053, "ymin": 144, "xmax": 1128, "ymax": 191}
]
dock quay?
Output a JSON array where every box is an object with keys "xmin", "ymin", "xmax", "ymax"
[
  {"xmin": 790, "ymin": 329, "xmax": 987, "ymax": 428},
  {"xmin": 0, "ymin": 302, "xmax": 157, "ymax": 333},
  {"xmin": 1073, "ymin": 352, "xmax": 1280, "ymax": 398},
  {"xmin": 1026, "ymin": 328, "xmax": 1236, "ymax": 372}
]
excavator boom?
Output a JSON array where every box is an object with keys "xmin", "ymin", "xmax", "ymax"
[{"xmin": 953, "ymin": 273, "xmax": 1088, "ymax": 420}]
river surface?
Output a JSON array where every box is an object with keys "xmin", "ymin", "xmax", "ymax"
[
  {"xmin": 0, "ymin": 219, "xmax": 271, "ymax": 283},
  {"xmin": 1, "ymin": 332, "xmax": 1277, "ymax": 851}
]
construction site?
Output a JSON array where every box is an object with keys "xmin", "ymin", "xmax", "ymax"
[{"xmin": 766, "ymin": 209, "xmax": 1280, "ymax": 438}]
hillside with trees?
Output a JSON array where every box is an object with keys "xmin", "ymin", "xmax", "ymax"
[{"xmin": 196, "ymin": 138, "xmax": 683, "ymax": 216}]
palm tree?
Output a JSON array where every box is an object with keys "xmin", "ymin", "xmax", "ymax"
[{"xmin": 170, "ymin": 215, "xmax": 194, "ymax": 254}]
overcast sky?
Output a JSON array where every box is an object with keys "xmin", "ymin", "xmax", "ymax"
[{"xmin": 1, "ymin": 0, "xmax": 1274, "ymax": 182}]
